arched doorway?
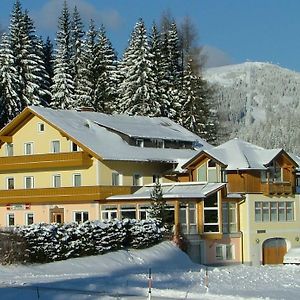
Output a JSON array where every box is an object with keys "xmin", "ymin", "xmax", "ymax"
[{"xmin": 262, "ymin": 238, "xmax": 287, "ymax": 265}]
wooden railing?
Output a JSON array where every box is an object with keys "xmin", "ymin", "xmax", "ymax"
[
  {"xmin": 261, "ymin": 181, "xmax": 293, "ymax": 195},
  {"xmin": 0, "ymin": 185, "xmax": 136, "ymax": 204},
  {"xmin": 0, "ymin": 152, "xmax": 92, "ymax": 172}
]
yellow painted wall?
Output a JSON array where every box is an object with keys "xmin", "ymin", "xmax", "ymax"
[{"xmin": 239, "ymin": 194, "xmax": 300, "ymax": 265}]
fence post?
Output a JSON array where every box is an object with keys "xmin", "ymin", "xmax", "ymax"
[
  {"xmin": 148, "ymin": 268, "xmax": 152, "ymax": 300},
  {"xmin": 204, "ymin": 267, "xmax": 209, "ymax": 292}
]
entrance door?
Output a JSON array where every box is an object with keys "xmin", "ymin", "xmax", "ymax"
[
  {"xmin": 263, "ymin": 238, "xmax": 287, "ymax": 265},
  {"xmin": 50, "ymin": 207, "xmax": 64, "ymax": 224}
]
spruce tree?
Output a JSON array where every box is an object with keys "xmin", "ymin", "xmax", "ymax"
[
  {"xmin": 148, "ymin": 181, "xmax": 167, "ymax": 226},
  {"xmin": 8, "ymin": 1, "xmax": 50, "ymax": 108},
  {"xmin": 51, "ymin": 0, "xmax": 75, "ymax": 109},
  {"xmin": 0, "ymin": 33, "xmax": 22, "ymax": 127},
  {"xmin": 70, "ymin": 6, "xmax": 85, "ymax": 108},
  {"xmin": 118, "ymin": 19, "xmax": 159, "ymax": 116},
  {"xmin": 94, "ymin": 25, "xmax": 118, "ymax": 113}
]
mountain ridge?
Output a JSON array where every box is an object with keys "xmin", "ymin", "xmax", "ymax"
[{"xmin": 204, "ymin": 61, "xmax": 300, "ymax": 154}]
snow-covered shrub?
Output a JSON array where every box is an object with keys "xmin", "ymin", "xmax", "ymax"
[
  {"xmin": 126, "ymin": 219, "xmax": 163, "ymax": 249},
  {"xmin": 15, "ymin": 219, "xmax": 163, "ymax": 263},
  {"xmin": 0, "ymin": 231, "xmax": 28, "ymax": 264}
]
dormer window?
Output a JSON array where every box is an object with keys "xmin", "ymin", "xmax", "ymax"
[
  {"xmin": 155, "ymin": 139, "xmax": 164, "ymax": 148},
  {"xmin": 136, "ymin": 139, "xmax": 144, "ymax": 147}
]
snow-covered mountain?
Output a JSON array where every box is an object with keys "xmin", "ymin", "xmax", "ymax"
[{"xmin": 204, "ymin": 62, "xmax": 300, "ymax": 154}]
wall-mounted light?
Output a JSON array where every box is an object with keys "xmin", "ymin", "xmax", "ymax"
[
  {"xmin": 295, "ymin": 237, "xmax": 299, "ymax": 242},
  {"xmin": 255, "ymin": 238, "xmax": 260, "ymax": 244}
]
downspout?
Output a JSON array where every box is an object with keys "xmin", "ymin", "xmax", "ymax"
[{"xmin": 238, "ymin": 197, "xmax": 246, "ymax": 264}]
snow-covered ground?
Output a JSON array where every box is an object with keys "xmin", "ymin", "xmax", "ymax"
[{"xmin": 0, "ymin": 241, "xmax": 299, "ymax": 299}]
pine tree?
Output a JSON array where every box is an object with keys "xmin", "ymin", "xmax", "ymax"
[
  {"xmin": 8, "ymin": 1, "xmax": 50, "ymax": 108},
  {"xmin": 160, "ymin": 21, "xmax": 182, "ymax": 119},
  {"xmin": 117, "ymin": 19, "xmax": 160, "ymax": 116},
  {"xmin": 0, "ymin": 33, "xmax": 22, "ymax": 127},
  {"xmin": 70, "ymin": 6, "xmax": 85, "ymax": 107},
  {"xmin": 94, "ymin": 25, "xmax": 118, "ymax": 113},
  {"xmin": 51, "ymin": 0, "xmax": 75, "ymax": 109},
  {"xmin": 148, "ymin": 181, "xmax": 167, "ymax": 226},
  {"xmin": 42, "ymin": 37, "xmax": 54, "ymax": 104}
]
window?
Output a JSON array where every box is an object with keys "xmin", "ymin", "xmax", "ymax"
[
  {"xmin": 133, "ymin": 174, "xmax": 142, "ymax": 186},
  {"xmin": 152, "ymin": 175, "xmax": 160, "ymax": 183},
  {"xmin": 51, "ymin": 140, "xmax": 60, "ymax": 153},
  {"xmin": 53, "ymin": 174, "xmax": 61, "ymax": 188},
  {"xmin": 197, "ymin": 164, "xmax": 207, "ymax": 182},
  {"xmin": 263, "ymin": 161, "xmax": 282, "ymax": 182},
  {"xmin": 221, "ymin": 170, "xmax": 227, "ymax": 183},
  {"xmin": 7, "ymin": 177, "xmax": 14, "ymax": 190},
  {"xmin": 112, "ymin": 172, "xmax": 122, "ymax": 186},
  {"xmin": 120, "ymin": 205, "xmax": 136, "ymax": 219},
  {"xmin": 24, "ymin": 142, "xmax": 33, "ymax": 155},
  {"xmin": 71, "ymin": 142, "xmax": 79, "ymax": 152},
  {"xmin": 138, "ymin": 205, "xmax": 150, "ymax": 220},
  {"xmin": 155, "ymin": 139, "xmax": 164, "ymax": 148},
  {"xmin": 136, "ymin": 139, "xmax": 144, "ymax": 147},
  {"xmin": 38, "ymin": 123, "xmax": 45, "ymax": 132},
  {"xmin": 73, "ymin": 174, "xmax": 81, "ymax": 187},
  {"xmin": 26, "ymin": 213, "xmax": 34, "ymax": 225},
  {"xmin": 203, "ymin": 193, "xmax": 219, "ymax": 233},
  {"xmin": 222, "ymin": 202, "xmax": 237, "ymax": 233},
  {"xmin": 74, "ymin": 211, "xmax": 89, "ymax": 223},
  {"xmin": 6, "ymin": 143, "xmax": 13, "ymax": 156},
  {"xmin": 216, "ymin": 244, "xmax": 234, "ymax": 261},
  {"xmin": 101, "ymin": 205, "xmax": 118, "ymax": 220},
  {"xmin": 24, "ymin": 176, "xmax": 34, "ymax": 189},
  {"xmin": 207, "ymin": 159, "xmax": 217, "ymax": 182},
  {"xmin": 7, "ymin": 213, "xmax": 15, "ymax": 226},
  {"xmin": 179, "ymin": 203, "xmax": 197, "ymax": 234},
  {"xmin": 255, "ymin": 201, "xmax": 294, "ymax": 222}
]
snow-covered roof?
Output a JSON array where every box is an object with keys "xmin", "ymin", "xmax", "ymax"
[
  {"xmin": 29, "ymin": 106, "xmax": 209, "ymax": 163},
  {"xmin": 107, "ymin": 182, "xmax": 225, "ymax": 200},
  {"xmin": 186, "ymin": 138, "xmax": 296, "ymax": 171}
]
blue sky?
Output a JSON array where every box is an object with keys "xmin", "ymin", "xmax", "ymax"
[{"xmin": 1, "ymin": 0, "xmax": 300, "ymax": 71}]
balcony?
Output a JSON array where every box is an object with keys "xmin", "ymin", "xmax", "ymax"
[
  {"xmin": 0, "ymin": 185, "xmax": 137, "ymax": 204},
  {"xmin": 261, "ymin": 181, "xmax": 293, "ymax": 195},
  {"xmin": 0, "ymin": 152, "xmax": 92, "ymax": 172}
]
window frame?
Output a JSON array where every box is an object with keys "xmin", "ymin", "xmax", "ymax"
[
  {"xmin": 6, "ymin": 143, "xmax": 13, "ymax": 156},
  {"xmin": 255, "ymin": 201, "xmax": 294, "ymax": 222},
  {"xmin": 24, "ymin": 176, "xmax": 34, "ymax": 189},
  {"xmin": 7, "ymin": 213, "xmax": 15, "ymax": 227},
  {"xmin": 24, "ymin": 142, "xmax": 34, "ymax": 155},
  {"xmin": 37, "ymin": 123, "xmax": 45, "ymax": 133},
  {"xmin": 73, "ymin": 211, "xmax": 89, "ymax": 223},
  {"xmin": 52, "ymin": 174, "xmax": 61, "ymax": 188},
  {"xmin": 51, "ymin": 140, "xmax": 61, "ymax": 153},
  {"xmin": 6, "ymin": 177, "xmax": 15, "ymax": 190},
  {"xmin": 25, "ymin": 213, "xmax": 34, "ymax": 225},
  {"xmin": 73, "ymin": 173, "xmax": 81, "ymax": 187}
]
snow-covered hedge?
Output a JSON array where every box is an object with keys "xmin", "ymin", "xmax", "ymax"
[{"xmin": 15, "ymin": 219, "xmax": 163, "ymax": 263}]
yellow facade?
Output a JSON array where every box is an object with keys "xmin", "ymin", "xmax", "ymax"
[{"xmin": 0, "ymin": 112, "xmax": 175, "ymax": 227}]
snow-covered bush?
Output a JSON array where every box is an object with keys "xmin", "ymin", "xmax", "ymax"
[{"xmin": 15, "ymin": 219, "xmax": 163, "ymax": 263}]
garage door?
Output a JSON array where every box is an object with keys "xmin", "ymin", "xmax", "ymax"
[{"xmin": 263, "ymin": 238, "xmax": 287, "ymax": 265}]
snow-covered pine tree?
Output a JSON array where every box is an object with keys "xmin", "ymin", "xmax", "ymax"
[
  {"xmin": 7, "ymin": 1, "xmax": 50, "ymax": 109},
  {"xmin": 148, "ymin": 181, "xmax": 167, "ymax": 226},
  {"xmin": 117, "ymin": 19, "xmax": 160, "ymax": 116},
  {"xmin": 42, "ymin": 37, "xmax": 54, "ymax": 104},
  {"xmin": 70, "ymin": 6, "xmax": 85, "ymax": 108},
  {"xmin": 0, "ymin": 33, "xmax": 22, "ymax": 128},
  {"xmin": 149, "ymin": 23, "xmax": 168, "ymax": 116},
  {"xmin": 51, "ymin": 0, "xmax": 75, "ymax": 109},
  {"xmin": 159, "ymin": 21, "xmax": 182, "ymax": 120},
  {"xmin": 94, "ymin": 25, "xmax": 118, "ymax": 114}
]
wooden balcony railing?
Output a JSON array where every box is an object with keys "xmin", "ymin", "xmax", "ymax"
[
  {"xmin": 261, "ymin": 181, "xmax": 293, "ymax": 195},
  {"xmin": 0, "ymin": 152, "xmax": 92, "ymax": 172},
  {"xmin": 0, "ymin": 185, "xmax": 136, "ymax": 204}
]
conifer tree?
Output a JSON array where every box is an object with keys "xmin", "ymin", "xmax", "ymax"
[
  {"xmin": 0, "ymin": 33, "xmax": 22, "ymax": 127},
  {"xmin": 51, "ymin": 0, "xmax": 75, "ymax": 109},
  {"xmin": 117, "ymin": 19, "xmax": 160, "ymax": 116},
  {"xmin": 94, "ymin": 25, "xmax": 118, "ymax": 113},
  {"xmin": 42, "ymin": 37, "xmax": 54, "ymax": 104},
  {"xmin": 148, "ymin": 181, "xmax": 167, "ymax": 226},
  {"xmin": 70, "ymin": 6, "xmax": 85, "ymax": 107},
  {"xmin": 7, "ymin": 1, "xmax": 50, "ymax": 108}
]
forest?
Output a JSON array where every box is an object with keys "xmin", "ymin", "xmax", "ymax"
[{"xmin": 0, "ymin": 0, "xmax": 217, "ymax": 144}]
